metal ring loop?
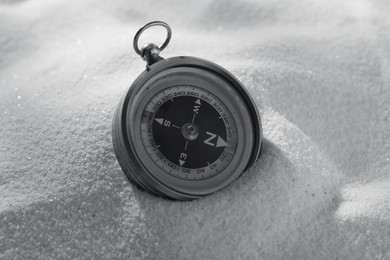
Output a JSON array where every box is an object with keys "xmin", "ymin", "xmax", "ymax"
[{"xmin": 133, "ymin": 21, "xmax": 172, "ymax": 56}]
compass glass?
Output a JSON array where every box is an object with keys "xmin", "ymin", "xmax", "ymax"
[{"xmin": 140, "ymin": 85, "xmax": 238, "ymax": 180}]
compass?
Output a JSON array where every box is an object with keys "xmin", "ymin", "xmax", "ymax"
[{"xmin": 112, "ymin": 21, "xmax": 262, "ymax": 200}]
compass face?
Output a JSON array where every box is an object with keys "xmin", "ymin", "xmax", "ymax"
[
  {"xmin": 112, "ymin": 57, "xmax": 262, "ymax": 200},
  {"xmin": 140, "ymin": 85, "xmax": 238, "ymax": 180}
]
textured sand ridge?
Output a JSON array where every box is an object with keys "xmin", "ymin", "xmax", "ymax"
[{"xmin": 1, "ymin": 0, "xmax": 390, "ymax": 259}]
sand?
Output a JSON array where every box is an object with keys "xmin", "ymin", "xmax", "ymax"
[{"xmin": 0, "ymin": 0, "xmax": 389, "ymax": 259}]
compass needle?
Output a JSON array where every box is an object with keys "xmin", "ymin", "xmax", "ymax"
[
  {"xmin": 191, "ymin": 113, "xmax": 196, "ymax": 124},
  {"xmin": 112, "ymin": 21, "xmax": 262, "ymax": 200}
]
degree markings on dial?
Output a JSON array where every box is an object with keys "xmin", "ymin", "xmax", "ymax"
[
  {"xmin": 141, "ymin": 111, "xmax": 154, "ymax": 124},
  {"xmin": 224, "ymin": 149, "xmax": 234, "ymax": 155}
]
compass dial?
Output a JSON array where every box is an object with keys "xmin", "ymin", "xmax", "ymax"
[
  {"xmin": 112, "ymin": 56, "xmax": 262, "ymax": 200},
  {"xmin": 140, "ymin": 85, "xmax": 238, "ymax": 180}
]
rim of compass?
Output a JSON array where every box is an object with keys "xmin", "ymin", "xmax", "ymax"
[{"xmin": 113, "ymin": 56, "xmax": 262, "ymax": 199}]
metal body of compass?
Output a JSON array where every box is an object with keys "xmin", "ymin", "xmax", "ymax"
[{"xmin": 112, "ymin": 21, "xmax": 262, "ymax": 200}]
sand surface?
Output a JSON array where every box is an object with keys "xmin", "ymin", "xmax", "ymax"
[{"xmin": 1, "ymin": 0, "xmax": 390, "ymax": 259}]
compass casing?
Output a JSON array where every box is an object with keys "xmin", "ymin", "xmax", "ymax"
[{"xmin": 112, "ymin": 56, "xmax": 262, "ymax": 200}]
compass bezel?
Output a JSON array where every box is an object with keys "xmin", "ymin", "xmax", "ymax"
[
  {"xmin": 112, "ymin": 56, "xmax": 262, "ymax": 200},
  {"xmin": 132, "ymin": 69, "xmax": 250, "ymax": 190}
]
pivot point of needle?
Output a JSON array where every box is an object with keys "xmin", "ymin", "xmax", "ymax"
[{"xmin": 182, "ymin": 123, "xmax": 199, "ymax": 141}]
